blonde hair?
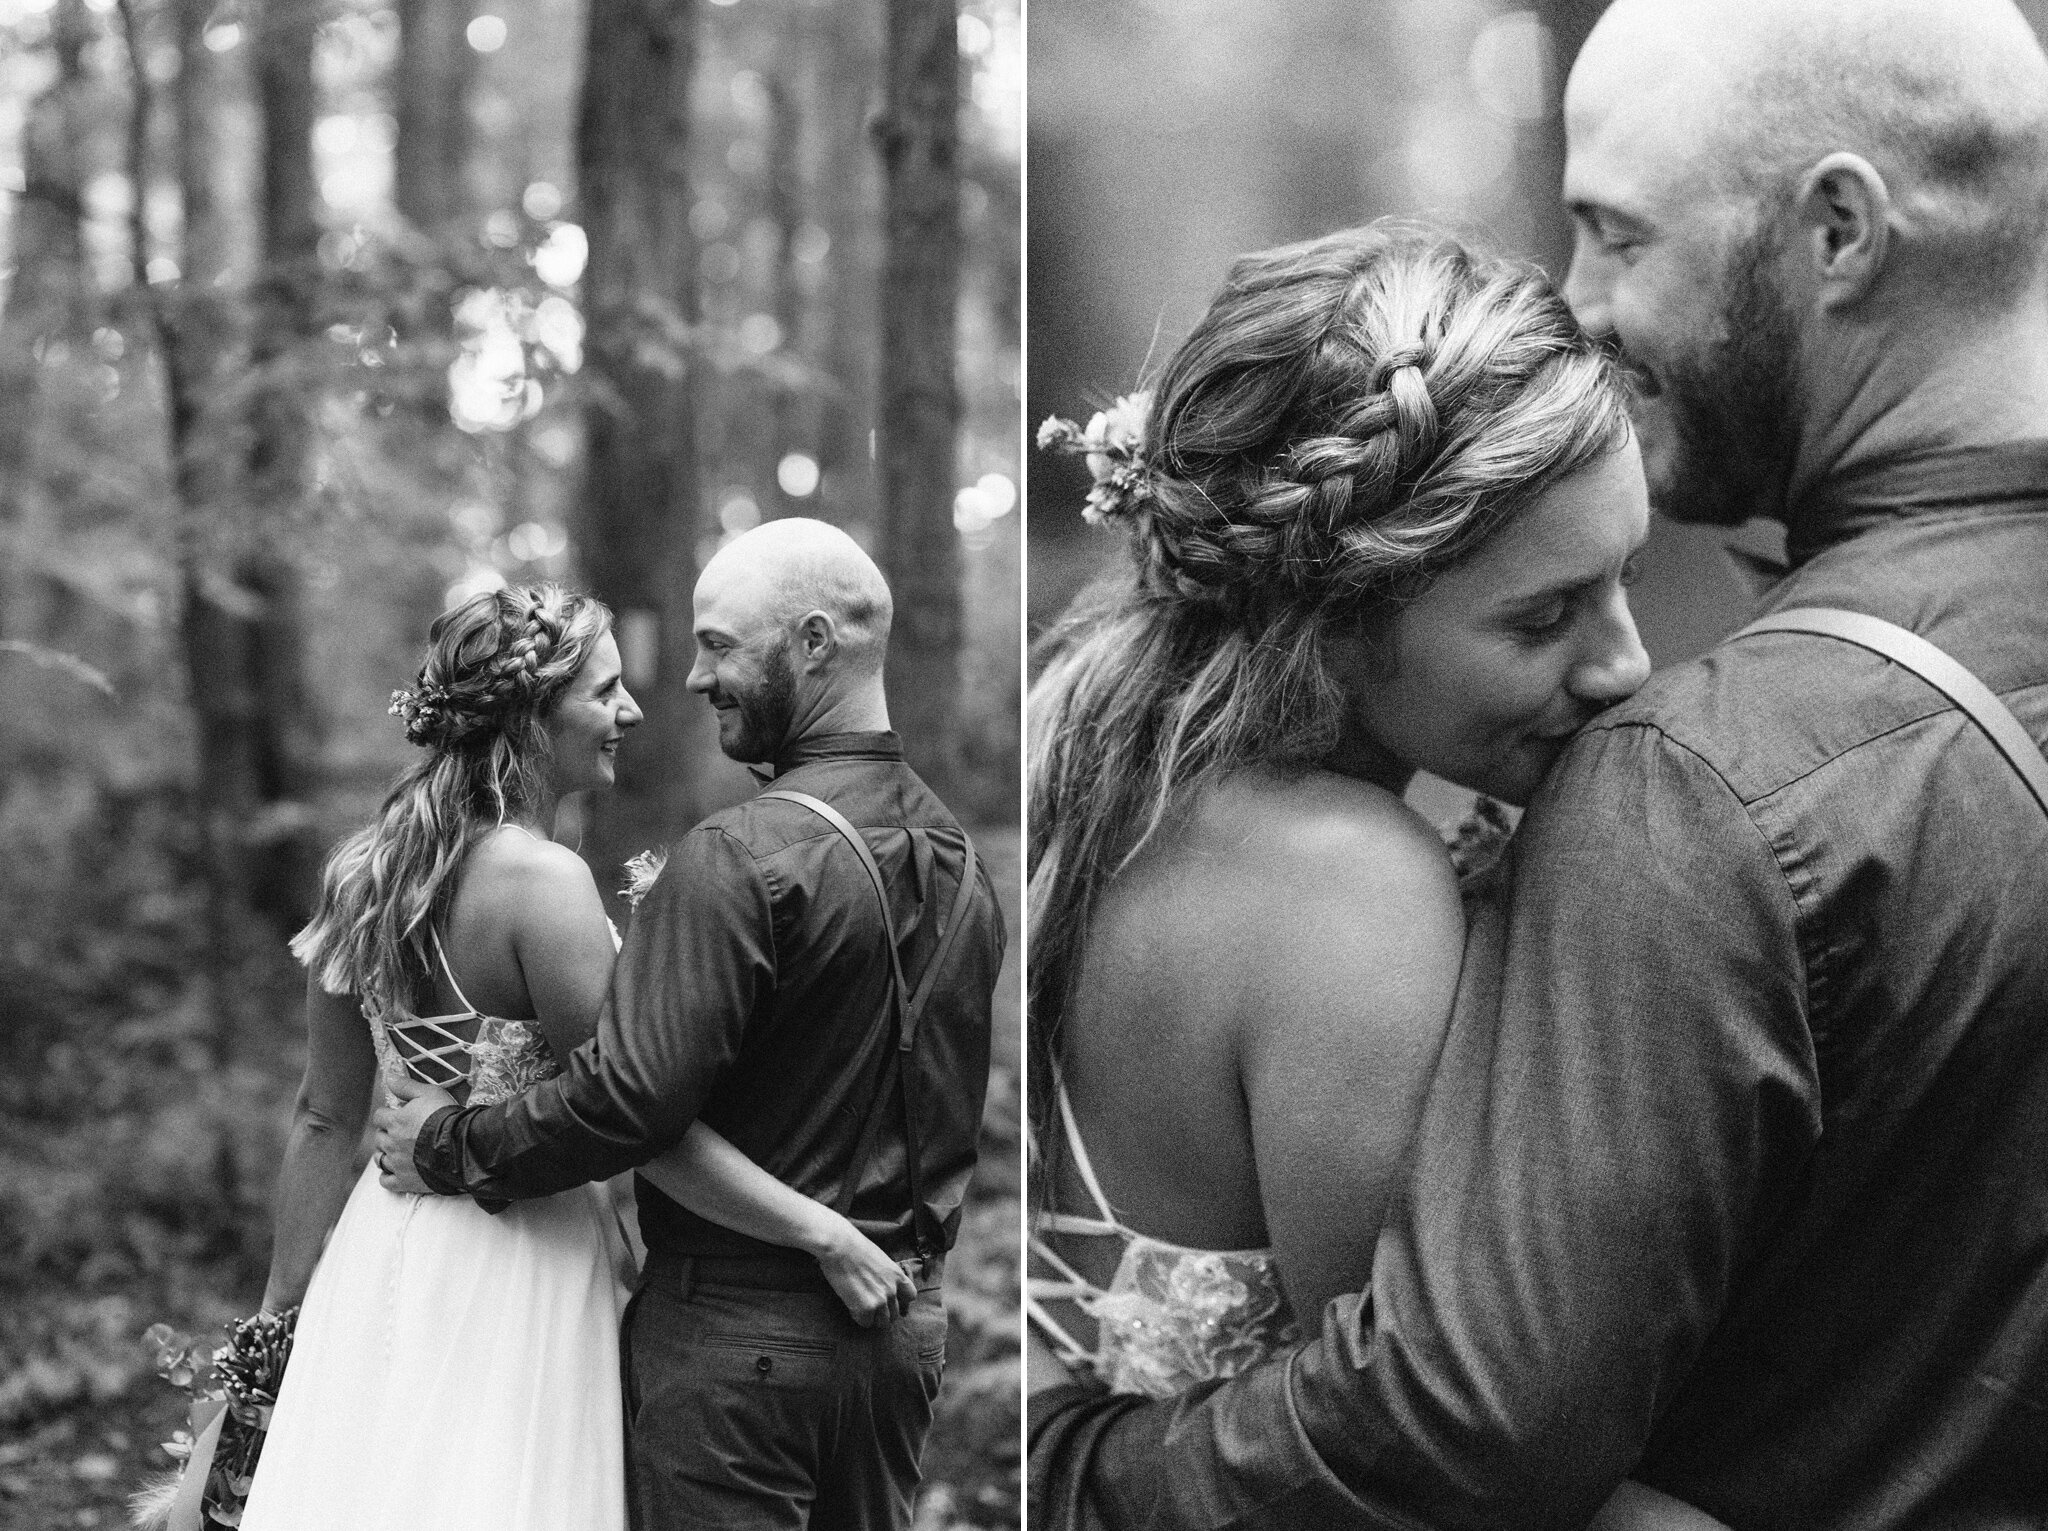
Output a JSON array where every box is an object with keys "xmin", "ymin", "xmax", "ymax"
[
  {"xmin": 292, "ymin": 583, "xmax": 611, "ymax": 1019},
  {"xmin": 1029, "ymin": 223, "xmax": 1628, "ymax": 1086}
]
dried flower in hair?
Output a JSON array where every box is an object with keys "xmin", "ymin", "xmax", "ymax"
[
  {"xmin": 388, "ymin": 682, "xmax": 459, "ymax": 748},
  {"xmin": 1038, "ymin": 391, "xmax": 1153, "ymax": 525}
]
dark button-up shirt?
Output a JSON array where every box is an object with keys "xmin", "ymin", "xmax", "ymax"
[
  {"xmin": 1034, "ymin": 445, "xmax": 2048, "ymax": 1530},
  {"xmin": 414, "ymin": 730, "xmax": 1006, "ymax": 1262}
]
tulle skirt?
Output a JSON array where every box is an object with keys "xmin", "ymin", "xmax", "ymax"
[{"xmin": 240, "ymin": 1159, "xmax": 633, "ymax": 1531}]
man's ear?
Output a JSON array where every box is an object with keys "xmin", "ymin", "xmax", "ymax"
[
  {"xmin": 795, "ymin": 610, "xmax": 838, "ymax": 667},
  {"xmin": 1795, "ymin": 152, "xmax": 1891, "ymax": 307}
]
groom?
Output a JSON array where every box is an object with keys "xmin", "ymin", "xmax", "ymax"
[
  {"xmin": 1033, "ymin": 0, "xmax": 2048, "ymax": 1526},
  {"xmin": 378, "ymin": 517, "xmax": 1005, "ymax": 1531}
]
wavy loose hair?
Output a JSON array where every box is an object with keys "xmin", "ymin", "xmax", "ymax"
[
  {"xmin": 1029, "ymin": 223, "xmax": 1629, "ymax": 1100},
  {"xmin": 292, "ymin": 582, "xmax": 612, "ymax": 1019}
]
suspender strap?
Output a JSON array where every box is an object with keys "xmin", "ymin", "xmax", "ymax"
[
  {"xmin": 1734, "ymin": 607, "xmax": 2048, "ymax": 817},
  {"xmin": 758, "ymin": 789, "xmax": 980, "ymax": 1251}
]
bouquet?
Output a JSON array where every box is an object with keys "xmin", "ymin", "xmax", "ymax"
[{"xmin": 129, "ymin": 1307, "xmax": 296, "ymax": 1530}]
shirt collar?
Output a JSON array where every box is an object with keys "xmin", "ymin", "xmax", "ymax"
[
  {"xmin": 1781, "ymin": 440, "xmax": 2048, "ymax": 568},
  {"xmin": 747, "ymin": 729, "xmax": 904, "ymax": 784}
]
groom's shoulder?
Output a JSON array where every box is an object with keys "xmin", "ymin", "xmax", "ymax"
[
  {"xmin": 1576, "ymin": 632, "xmax": 1935, "ymax": 807},
  {"xmin": 684, "ymin": 794, "xmax": 824, "ymax": 860},
  {"xmin": 686, "ymin": 770, "xmax": 952, "ymax": 859}
]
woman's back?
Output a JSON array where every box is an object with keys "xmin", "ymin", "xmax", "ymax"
[
  {"xmin": 365, "ymin": 823, "xmax": 615, "ymax": 1106},
  {"xmin": 423, "ymin": 824, "xmax": 615, "ymax": 1040},
  {"xmin": 1051, "ymin": 764, "xmax": 1464, "ymax": 1327}
]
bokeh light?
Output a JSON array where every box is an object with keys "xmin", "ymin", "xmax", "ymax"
[{"xmin": 776, "ymin": 453, "xmax": 821, "ymax": 498}]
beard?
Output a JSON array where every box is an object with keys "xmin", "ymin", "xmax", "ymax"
[
  {"xmin": 714, "ymin": 637, "xmax": 798, "ymax": 763},
  {"xmin": 1640, "ymin": 225, "xmax": 1803, "ymax": 527}
]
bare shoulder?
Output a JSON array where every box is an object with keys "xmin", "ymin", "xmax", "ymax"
[
  {"xmin": 459, "ymin": 826, "xmax": 603, "ymax": 916},
  {"xmin": 1173, "ymin": 766, "xmax": 1464, "ymax": 1042},
  {"xmin": 476, "ymin": 824, "xmax": 596, "ymax": 878},
  {"xmin": 1187, "ymin": 765, "xmax": 1461, "ymax": 920},
  {"xmin": 1082, "ymin": 764, "xmax": 1464, "ymax": 1062}
]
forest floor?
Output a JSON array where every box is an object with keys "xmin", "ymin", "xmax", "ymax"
[{"xmin": 0, "ymin": 828, "xmax": 1021, "ymax": 1531}]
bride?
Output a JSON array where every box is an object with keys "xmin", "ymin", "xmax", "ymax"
[
  {"xmin": 1027, "ymin": 224, "xmax": 1724, "ymax": 1529},
  {"xmin": 239, "ymin": 583, "xmax": 914, "ymax": 1530}
]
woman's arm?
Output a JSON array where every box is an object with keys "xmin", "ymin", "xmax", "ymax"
[
  {"xmin": 259, "ymin": 979, "xmax": 379, "ymax": 1314},
  {"xmin": 507, "ymin": 844, "xmax": 914, "ymax": 1325},
  {"xmin": 636, "ymin": 1127, "xmax": 917, "ymax": 1326}
]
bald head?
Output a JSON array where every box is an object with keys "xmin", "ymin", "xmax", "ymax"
[
  {"xmin": 1571, "ymin": 0, "xmax": 2048, "ymax": 304},
  {"xmin": 696, "ymin": 517, "xmax": 894, "ymax": 675}
]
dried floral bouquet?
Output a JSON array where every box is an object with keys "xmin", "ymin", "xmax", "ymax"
[{"xmin": 129, "ymin": 1308, "xmax": 296, "ymax": 1530}]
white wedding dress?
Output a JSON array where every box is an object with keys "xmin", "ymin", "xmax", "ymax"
[{"xmin": 240, "ymin": 938, "xmax": 632, "ymax": 1531}]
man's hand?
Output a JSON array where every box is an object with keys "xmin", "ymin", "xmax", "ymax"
[
  {"xmin": 373, "ymin": 1075, "xmax": 457, "ymax": 1196},
  {"xmin": 812, "ymin": 1215, "xmax": 920, "ymax": 1328}
]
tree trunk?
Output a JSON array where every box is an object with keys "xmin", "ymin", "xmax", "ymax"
[
  {"xmin": 577, "ymin": 0, "xmax": 709, "ymax": 903},
  {"xmin": 233, "ymin": 0, "xmax": 323, "ymax": 927},
  {"xmin": 812, "ymin": 0, "xmax": 880, "ymax": 536},
  {"xmin": 394, "ymin": 0, "xmax": 477, "ymax": 237},
  {"xmin": 873, "ymin": 0, "xmax": 962, "ymax": 804},
  {"xmin": 388, "ymin": 0, "xmax": 474, "ymax": 608},
  {"xmin": 115, "ymin": 0, "xmax": 153, "ymax": 291},
  {"xmin": 0, "ymin": 0, "xmax": 95, "ymax": 641},
  {"xmin": 122, "ymin": 0, "xmax": 261, "ymax": 1041}
]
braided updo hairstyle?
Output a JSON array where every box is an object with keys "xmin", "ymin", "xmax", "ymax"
[
  {"xmin": 292, "ymin": 583, "xmax": 613, "ymax": 1020},
  {"xmin": 1029, "ymin": 222, "xmax": 1628, "ymax": 1055}
]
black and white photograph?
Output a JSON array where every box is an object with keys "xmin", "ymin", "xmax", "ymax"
[
  {"xmin": 1025, "ymin": 2, "xmax": 2048, "ymax": 1528},
  {"xmin": 5, "ymin": 0, "xmax": 2048, "ymax": 1526},
  {"xmin": 0, "ymin": 0, "xmax": 1020, "ymax": 1526}
]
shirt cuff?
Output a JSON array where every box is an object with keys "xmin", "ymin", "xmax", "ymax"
[{"xmin": 413, "ymin": 1103, "xmax": 511, "ymax": 1213}]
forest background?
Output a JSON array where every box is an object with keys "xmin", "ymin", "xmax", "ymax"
[{"xmin": 0, "ymin": 0, "xmax": 1021, "ymax": 1524}]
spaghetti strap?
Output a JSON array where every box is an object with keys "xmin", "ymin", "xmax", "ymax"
[
  {"xmin": 1055, "ymin": 1075, "xmax": 1122, "ymax": 1230},
  {"xmin": 1025, "ymin": 1294, "xmax": 1093, "ymax": 1367},
  {"xmin": 419, "ymin": 820, "xmax": 540, "ymax": 1019},
  {"xmin": 429, "ymin": 927, "xmax": 484, "ymax": 1019},
  {"xmin": 1031, "ymin": 1076, "xmax": 1303, "ymax": 1393}
]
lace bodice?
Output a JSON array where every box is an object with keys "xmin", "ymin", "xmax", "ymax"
[
  {"xmin": 1078, "ymin": 1236, "xmax": 1298, "ymax": 1399},
  {"xmin": 367, "ymin": 929, "xmax": 564, "ymax": 1108},
  {"xmin": 1028, "ymin": 1083, "xmax": 1300, "ymax": 1398},
  {"xmin": 369, "ymin": 1011, "xmax": 562, "ymax": 1108}
]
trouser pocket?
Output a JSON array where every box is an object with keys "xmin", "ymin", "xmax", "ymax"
[{"xmin": 625, "ymin": 1285, "xmax": 842, "ymax": 1531}]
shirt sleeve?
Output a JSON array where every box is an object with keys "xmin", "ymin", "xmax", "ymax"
[
  {"xmin": 414, "ymin": 824, "xmax": 774, "ymax": 1203},
  {"xmin": 1065, "ymin": 721, "xmax": 1823, "ymax": 1530}
]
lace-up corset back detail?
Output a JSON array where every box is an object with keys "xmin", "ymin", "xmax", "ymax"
[
  {"xmin": 1028, "ymin": 1080, "xmax": 1300, "ymax": 1399},
  {"xmin": 368, "ymin": 930, "xmax": 562, "ymax": 1108}
]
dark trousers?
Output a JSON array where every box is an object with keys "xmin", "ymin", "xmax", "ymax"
[{"xmin": 621, "ymin": 1257, "xmax": 947, "ymax": 1531}]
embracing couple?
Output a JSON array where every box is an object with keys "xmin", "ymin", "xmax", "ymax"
[
  {"xmin": 1027, "ymin": 1, "xmax": 2048, "ymax": 1527},
  {"xmin": 233, "ymin": 517, "xmax": 1003, "ymax": 1530}
]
